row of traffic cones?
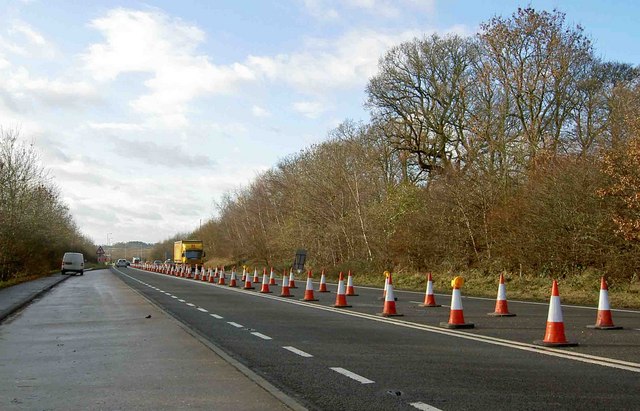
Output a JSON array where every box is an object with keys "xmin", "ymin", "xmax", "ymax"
[{"xmin": 137, "ymin": 263, "xmax": 621, "ymax": 345}]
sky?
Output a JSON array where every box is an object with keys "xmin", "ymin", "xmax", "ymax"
[{"xmin": 1, "ymin": 0, "xmax": 639, "ymax": 246}]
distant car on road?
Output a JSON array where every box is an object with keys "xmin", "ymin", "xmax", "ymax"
[
  {"xmin": 153, "ymin": 260, "xmax": 162, "ymax": 266},
  {"xmin": 115, "ymin": 259, "xmax": 128, "ymax": 268},
  {"xmin": 164, "ymin": 259, "xmax": 173, "ymax": 265},
  {"xmin": 61, "ymin": 252, "xmax": 84, "ymax": 276}
]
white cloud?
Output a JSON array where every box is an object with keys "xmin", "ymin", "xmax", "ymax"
[
  {"xmin": 248, "ymin": 28, "xmax": 420, "ymax": 95},
  {"xmin": 293, "ymin": 100, "xmax": 327, "ymax": 118},
  {"xmin": 251, "ymin": 105, "xmax": 271, "ymax": 118},
  {"xmin": 82, "ymin": 8, "xmax": 256, "ymax": 127},
  {"xmin": 0, "ymin": 20, "xmax": 57, "ymax": 59},
  {"xmin": 88, "ymin": 122, "xmax": 145, "ymax": 131},
  {"xmin": 301, "ymin": 0, "xmax": 340, "ymax": 21},
  {"xmin": 301, "ymin": 0, "xmax": 436, "ymax": 20}
]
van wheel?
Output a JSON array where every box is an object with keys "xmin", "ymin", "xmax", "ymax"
[
  {"xmin": 61, "ymin": 270, "xmax": 66, "ymax": 275},
  {"xmin": 80, "ymin": 271, "xmax": 84, "ymax": 275}
]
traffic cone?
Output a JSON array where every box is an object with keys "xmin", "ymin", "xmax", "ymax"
[
  {"xmin": 289, "ymin": 268, "xmax": 297, "ymax": 288},
  {"xmin": 488, "ymin": 274, "xmax": 515, "ymax": 317},
  {"xmin": 260, "ymin": 271, "xmax": 272, "ymax": 293},
  {"xmin": 186, "ymin": 265, "xmax": 193, "ymax": 279},
  {"xmin": 302, "ymin": 271, "xmax": 319, "ymax": 301},
  {"xmin": 534, "ymin": 280, "xmax": 578, "ymax": 346},
  {"xmin": 280, "ymin": 270, "xmax": 293, "ymax": 297},
  {"xmin": 229, "ymin": 268, "xmax": 237, "ymax": 287},
  {"xmin": 194, "ymin": 265, "xmax": 200, "ymax": 280},
  {"xmin": 208, "ymin": 267, "xmax": 216, "ymax": 283},
  {"xmin": 379, "ymin": 272, "xmax": 397, "ymax": 301},
  {"xmin": 318, "ymin": 269, "xmax": 330, "ymax": 292},
  {"xmin": 241, "ymin": 268, "xmax": 247, "ymax": 283},
  {"xmin": 253, "ymin": 268, "xmax": 260, "ymax": 285},
  {"xmin": 333, "ymin": 272, "xmax": 351, "ymax": 308},
  {"xmin": 587, "ymin": 277, "xmax": 622, "ymax": 330},
  {"xmin": 379, "ymin": 273, "xmax": 402, "ymax": 317},
  {"xmin": 218, "ymin": 267, "xmax": 226, "ymax": 285},
  {"xmin": 269, "ymin": 267, "xmax": 277, "ymax": 285},
  {"xmin": 440, "ymin": 280, "xmax": 474, "ymax": 329},
  {"xmin": 419, "ymin": 273, "xmax": 441, "ymax": 307},
  {"xmin": 345, "ymin": 270, "xmax": 358, "ymax": 296},
  {"xmin": 243, "ymin": 269, "xmax": 255, "ymax": 289}
]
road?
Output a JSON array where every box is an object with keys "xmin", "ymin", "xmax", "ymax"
[
  {"xmin": 113, "ymin": 266, "xmax": 640, "ymax": 410},
  {"xmin": 0, "ymin": 269, "xmax": 293, "ymax": 411}
]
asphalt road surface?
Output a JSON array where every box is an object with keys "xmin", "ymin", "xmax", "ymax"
[
  {"xmin": 0, "ymin": 269, "xmax": 292, "ymax": 411},
  {"xmin": 112, "ymin": 266, "xmax": 640, "ymax": 410}
]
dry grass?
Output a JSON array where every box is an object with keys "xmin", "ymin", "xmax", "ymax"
[{"xmin": 206, "ymin": 258, "xmax": 640, "ymax": 309}]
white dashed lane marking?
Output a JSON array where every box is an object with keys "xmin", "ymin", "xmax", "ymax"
[
  {"xmin": 178, "ymin": 299, "xmax": 185, "ymax": 302},
  {"xmin": 227, "ymin": 322, "xmax": 244, "ymax": 328},
  {"xmin": 197, "ymin": 308, "xmax": 208, "ymax": 313},
  {"xmin": 410, "ymin": 402, "xmax": 442, "ymax": 411},
  {"xmin": 330, "ymin": 367, "xmax": 374, "ymax": 384},
  {"xmin": 185, "ymin": 303, "xmax": 195, "ymax": 307},
  {"xmin": 210, "ymin": 314, "xmax": 223, "ymax": 319},
  {"xmin": 283, "ymin": 346, "xmax": 313, "ymax": 358},
  {"xmin": 251, "ymin": 332, "xmax": 272, "ymax": 340},
  {"xmin": 171, "ymin": 296, "xmax": 178, "ymax": 299}
]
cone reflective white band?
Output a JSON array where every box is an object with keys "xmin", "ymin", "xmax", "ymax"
[
  {"xmin": 306, "ymin": 276, "xmax": 313, "ymax": 290},
  {"xmin": 426, "ymin": 280, "xmax": 434, "ymax": 295},
  {"xmin": 497, "ymin": 283, "xmax": 507, "ymax": 301},
  {"xmin": 598, "ymin": 289, "xmax": 610, "ymax": 310},
  {"xmin": 547, "ymin": 295, "xmax": 563, "ymax": 322},
  {"xmin": 385, "ymin": 281, "xmax": 395, "ymax": 302},
  {"xmin": 347, "ymin": 274, "xmax": 354, "ymax": 288},
  {"xmin": 450, "ymin": 289, "xmax": 463, "ymax": 310},
  {"xmin": 337, "ymin": 278, "xmax": 345, "ymax": 295}
]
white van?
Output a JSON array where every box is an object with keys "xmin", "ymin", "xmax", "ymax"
[{"xmin": 61, "ymin": 252, "xmax": 84, "ymax": 275}]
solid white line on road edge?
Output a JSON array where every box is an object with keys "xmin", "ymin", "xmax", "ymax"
[
  {"xmin": 178, "ymin": 299, "xmax": 185, "ymax": 302},
  {"xmin": 410, "ymin": 402, "xmax": 442, "ymax": 411},
  {"xmin": 210, "ymin": 314, "xmax": 223, "ymax": 319},
  {"xmin": 251, "ymin": 332, "xmax": 272, "ymax": 340},
  {"xmin": 197, "ymin": 307, "xmax": 208, "ymax": 313},
  {"xmin": 283, "ymin": 346, "xmax": 313, "ymax": 358},
  {"xmin": 185, "ymin": 303, "xmax": 195, "ymax": 307},
  {"xmin": 330, "ymin": 367, "xmax": 375, "ymax": 384},
  {"xmin": 228, "ymin": 322, "xmax": 244, "ymax": 328}
]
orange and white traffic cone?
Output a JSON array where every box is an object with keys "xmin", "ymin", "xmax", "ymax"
[
  {"xmin": 534, "ymin": 280, "xmax": 578, "ymax": 346},
  {"xmin": 241, "ymin": 268, "xmax": 247, "ymax": 283},
  {"xmin": 333, "ymin": 272, "xmax": 351, "ymax": 308},
  {"xmin": 218, "ymin": 267, "xmax": 226, "ymax": 285},
  {"xmin": 302, "ymin": 271, "xmax": 319, "ymax": 301},
  {"xmin": 318, "ymin": 269, "xmax": 330, "ymax": 293},
  {"xmin": 419, "ymin": 273, "xmax": 441, "ymax": 307},
  {"xmin": 229, "ymin": 268, "xmax": 237, "ymax": 287},
  {"xmin": 280, "ymin": 270, "xmax": 293, "ymax": 297},
  {"xmin": 488, "ymin": 274, "xmax": 515, "ymax": 317},
  {"xmin": 440, "ymin": 277, "xmax": 474, "ymax": 329},
  {"xmin": 194, "ymin": 265, "xmax": 200, "ymax": 280},
  {"xmin": 243, "ymin": 269, "xmax": 255, "ymax": 290},
  {"xmin": 208, "ymin": 267, "xmax": 216, "ymax": 283},
  {"xmin": 587, "ymin": 277, "xmax": 622, "ymax": 330},
  {"xmin": 253, "ymin": 268, "xmax": 260, "ymax": 285},
  {"xmin": 379, "ymin": 273, "xmax": 402, "ymax": 317},
  {"xmin": 289, "ymin": 268, "xmax": 297, "ymax": 289},
  {"xmin": 269, "ymin": 267, "xmax": 277, "ymax": 285},
  {"xmin": 345, "ymin": 270, "xmax": 358, "ymax": 296},
  {"xmin": 260, "ymin": 270, "xmax": 272, "ymax": 293}
]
